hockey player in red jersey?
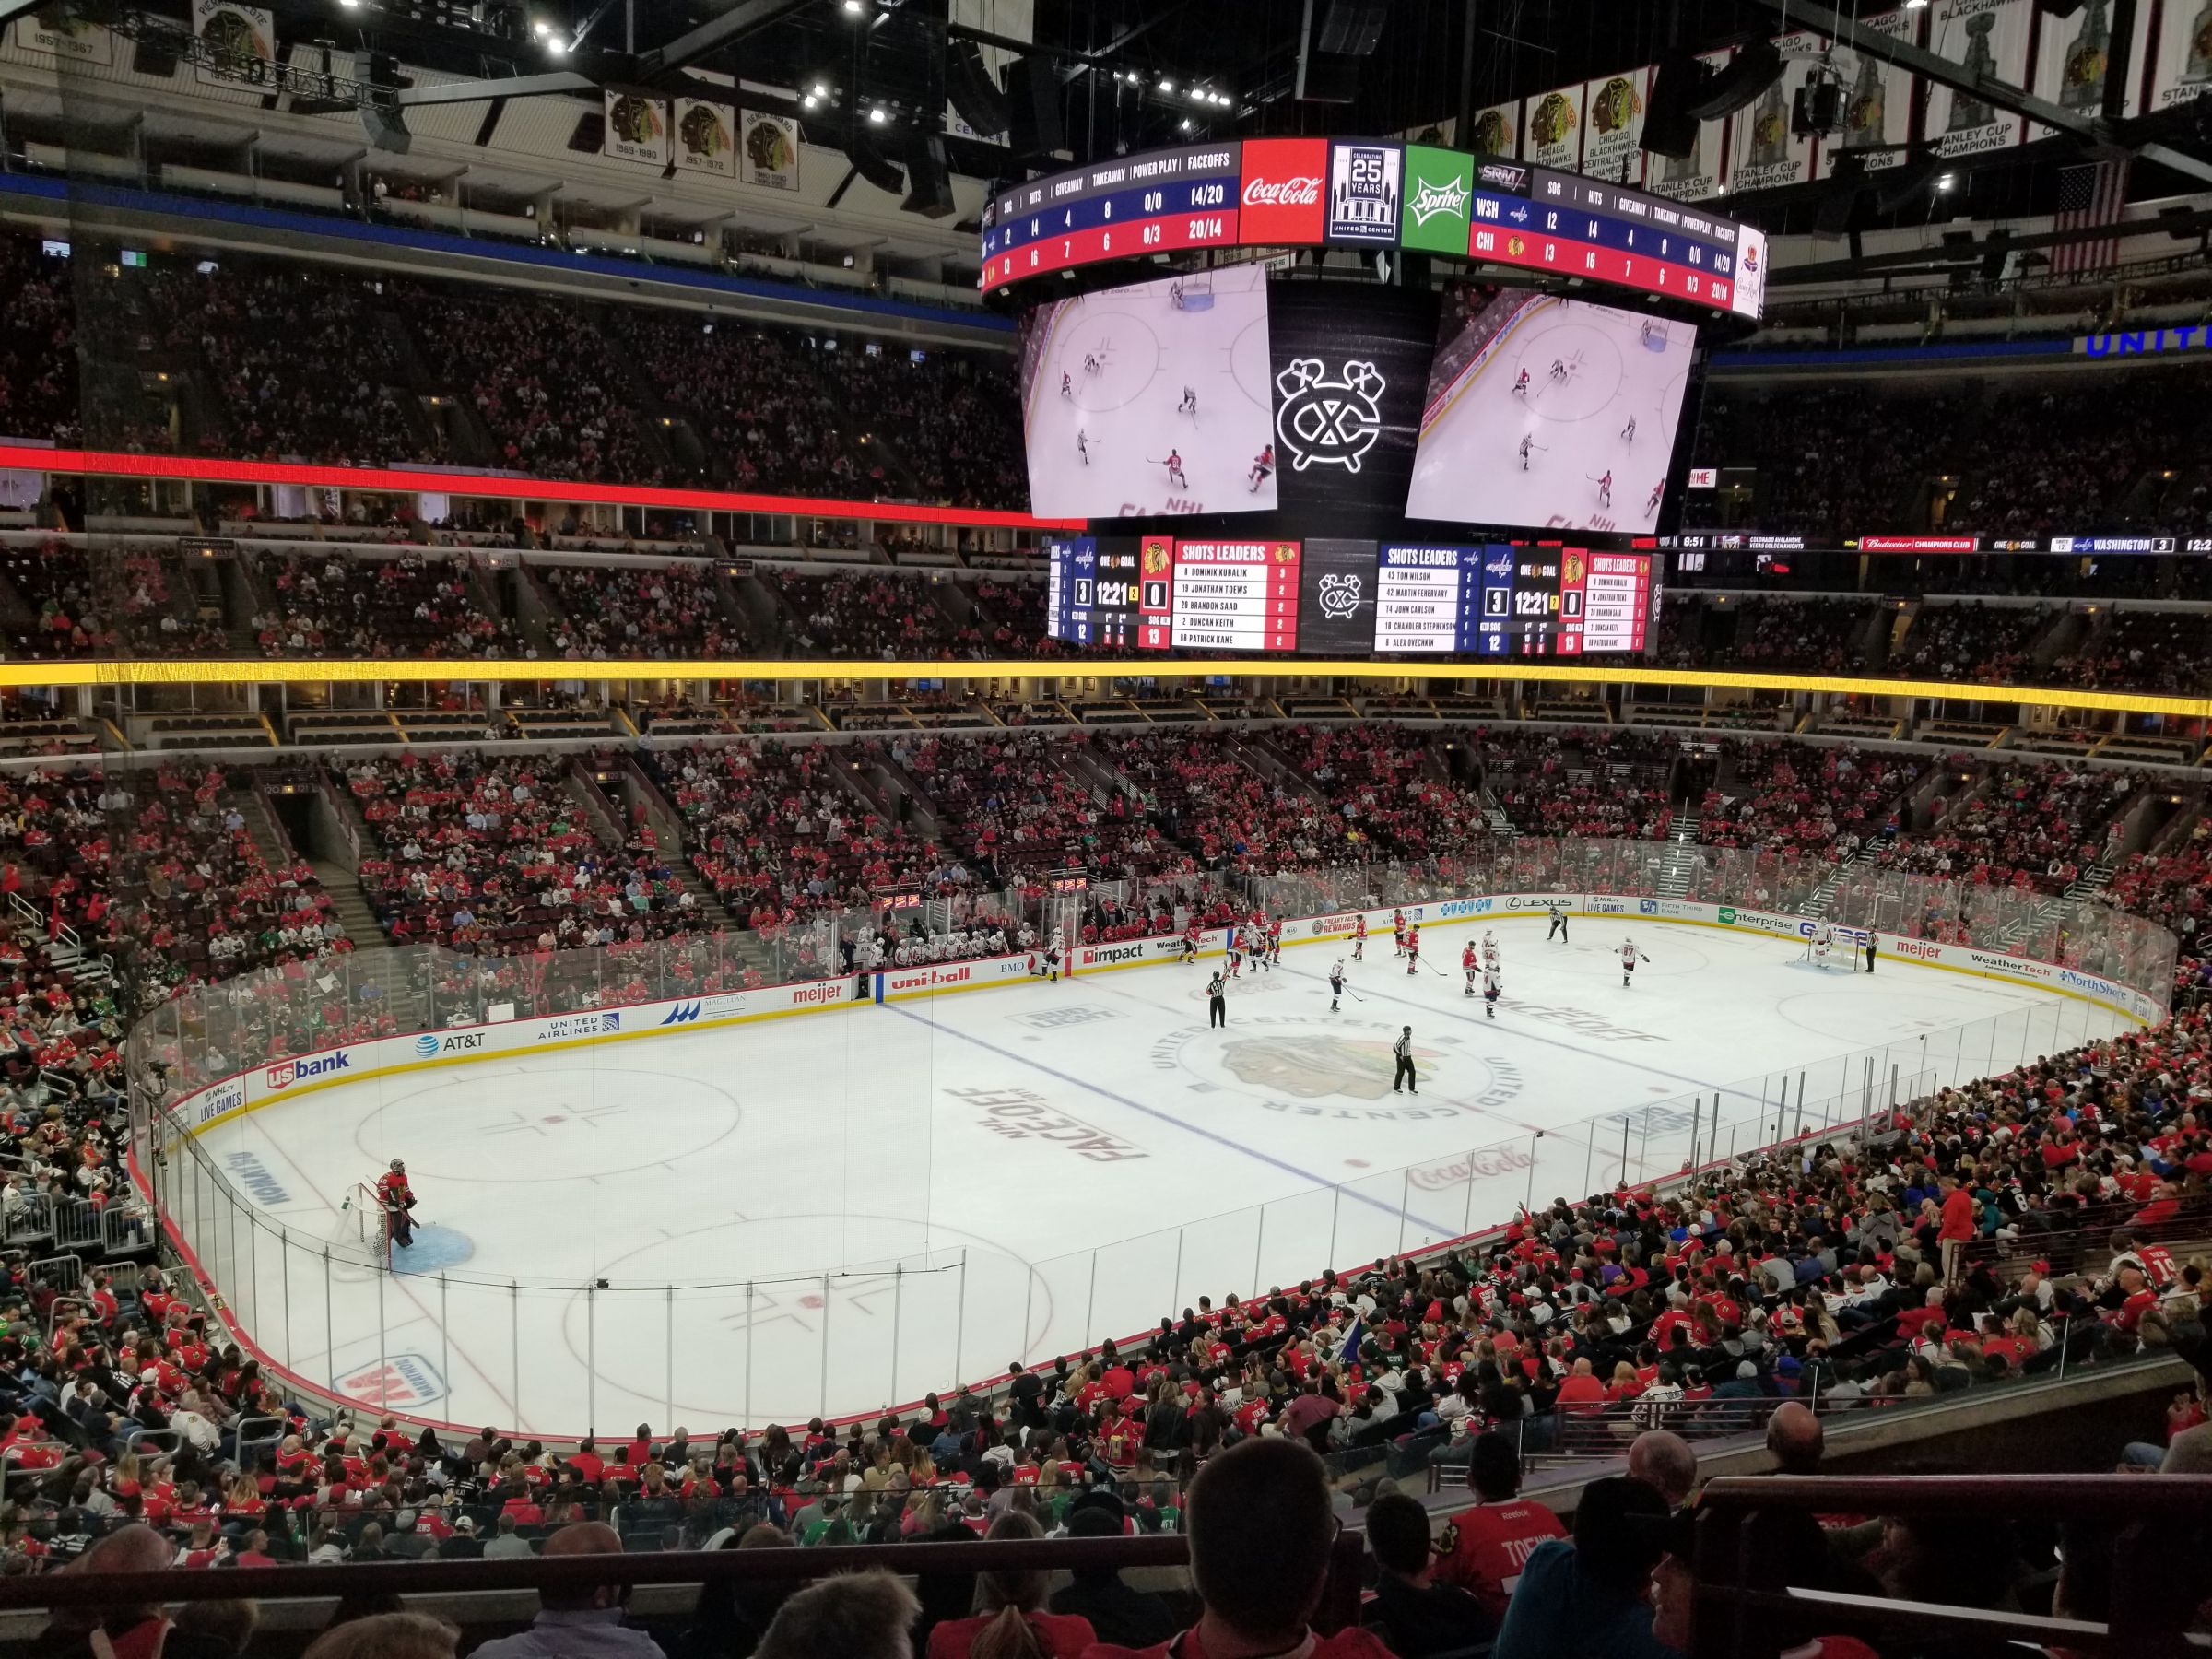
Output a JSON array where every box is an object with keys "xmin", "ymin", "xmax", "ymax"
[
  {"xmin": 375, "ymin": 1159, "xmax": 417, "ymax": 1251},
  {"xmin": 1462, "ymin": 942, "xmax": 1479, "ymax": 997},
  {"xmin": 1352, "ymin": 914, "xmax": 1367, "ymax": 961}
]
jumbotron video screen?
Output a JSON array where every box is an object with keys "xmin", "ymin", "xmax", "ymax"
[
  {"xmin": 1406, "ymin": 287, "xmax": 1696, "ymax": 535},
  {"xmin": 1018, "ymin": 265, "xmax": 1279, "ymax": 518}
]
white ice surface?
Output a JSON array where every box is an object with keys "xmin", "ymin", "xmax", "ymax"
[{"xmin": 192, "ymin": 917, "xmax": 2112, "ymax": 1433}]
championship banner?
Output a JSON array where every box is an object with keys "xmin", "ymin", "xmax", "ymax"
[
  {"xmin": 740, "ymin": 112, "xmax": 801, "ymax": 191},
  {"xmin": 1522, "ymin": 80, "xmax": 1583, "ymax": 171},
  {"xmin": 1648, "ymin": 48, "xmax": 1732, "ymax": 201},
  {"xmin": 2147, "ymin": 0, "xmax": 2212, "ymax": 112},
  {"xmin": 1466, "ymin": 101, "xmax": 1518, "ymax": 159},
  {"xmin": 674, "ymin": 97, "xmax": 736, "ymax": 178},
  {"xmin": 1581, "ymin": 65, "xmax": 1651, "ymax": 185},
  {"xmin": 2032, "ymin": 0, "xmax": 2151, "ymax": 123},
  {"xmin": 603, "ymin": 89, "xmax": 670, "ymax": 166},
  {"xmin": 1925, "ymin": 0, "xmax": 2031, "ymax": 157},
  {"xmin": 1816, "ymin": 10, "xmax": 1918, "ymax": 177},
  {"xmin": 192, "ymin": 0, "xmax": 272, "ymax": 88},
  {"xmin": 1728, "ymin": 29, "xmax": 1821, "ymax": 192},
  {"xmin": 12, "ymin": 8, "xmax": 113, "ymax": 65}
]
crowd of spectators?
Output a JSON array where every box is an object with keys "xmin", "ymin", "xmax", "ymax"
[
  {"xmin": 604, "ymin": 312, "xmax": 862, "ymax": 497},
  {"xmin": 1690, "ymin": 385, "xmax": 1968, "ymax": 539},
  {"xmin": 2044, "ymin": 607, "xmax": 2212, "ymax": 694},
  {"xmin": 342, "ymin": 753, "xmax": 697, "ymax": 952},
  {"xmin": 1476, "ymin": 729, "xmax": 1676, "ymax": 841},
  {"xmin": 641, "ymin": 741, "xmax": 938, "ymax": 931},
  {"xmin": 761, "ymin": 571, "xmax": 981, "ymax": 660},
  {"xmin": 162, "ymin": 265, "xmax": 437, "ymax": 468},
  {"xmin": 1947, "ymin": 377, "xmax": 2192, "ymax": 536},
  {"xmin": 0, "ymin": 237, "xmax": 79, "ymax": 445},
  {"xmin": 1275, "ymin": 724, "xmax": 1495, "ymax": 860},
  {"xmin": 1691, "ymin": 373, "xmax": 2190, "ymax": 544},
  {"xmin": 1701, "ymin": 742, "xmax": 1924, "ymax": 858},
  {"xmin": 889, "ymin": 732, "xmax": 1182, "ymax": 886},
  {"xmin": 252, "ymin": 553, "xmax": 520, "ymax": 660},
  {"xmin": 1887, "ymin": 762, "xmax": 2136, "ymax": 892},
  {"xmin": 0, "ymin": 766, "xmax": 124, "ymax": 1116},
  {"xmin": 539, "ymin": 565, "xmax": 747, "ymax": 661},
  {"xmin": 1892, "ymin": 603, "xmax": 2053, "ymax": 684},
  {"xmin": 1086, "ymin": 731, "xmax": 1355, "ymax": 873},
  {"xmin": 960, "ymin": 580, "xmax": 1058, "ymax": 656},
  {"xmin": 101, "ymin": 764, "xmax": 347, "ymax": 1006},
  {"xmin": 816, "ymin": 347, "xmax": 1027, "ymax": 510},
  {"xmin": 396, "ymin": 283, "xmax": 664, "ymax": 485},
  {"xmin": 1719, "ymin": 597, "xmax": 1880, "ymax": 675},
  {"xmin": 0, "ymin": 542, "xmax": 226, "ymax": 662}
]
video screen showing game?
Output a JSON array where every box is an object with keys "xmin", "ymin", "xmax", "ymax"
[
  {"xmin": 1404, "ymin": 287, "xmax": 1695, "ymax": 535},
  {"xmin": 1018, "ymin": 265, "xmax": 1279, "ymax": 518}
]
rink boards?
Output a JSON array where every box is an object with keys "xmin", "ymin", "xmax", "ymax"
[{"xmin": 159, "ymin": 889, "xmax": 2159, "ymax": 1148}]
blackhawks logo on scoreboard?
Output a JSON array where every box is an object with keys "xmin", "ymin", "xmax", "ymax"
[{"xmin": 1274, "ymin": 359, "xmax": 1387, "ymax": 474}]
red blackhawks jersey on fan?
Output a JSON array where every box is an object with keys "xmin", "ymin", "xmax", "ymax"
[{"xmin": 1433, "ymin": 1497, "xmax": 1569, "ymax": 1621}]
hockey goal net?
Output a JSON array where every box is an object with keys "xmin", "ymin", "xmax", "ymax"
[
  {"xmin": 334, "ymin": 1182, "xmax": 392, "ymax": 1267},
  {"xmin": 1803, "ymin": 929, "xmax": 1864, "ymax": 971}
]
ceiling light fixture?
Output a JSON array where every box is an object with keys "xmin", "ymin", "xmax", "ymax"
[{"xmin": 868, "ymin": 105, "xmax": 888, "ymax": 123}]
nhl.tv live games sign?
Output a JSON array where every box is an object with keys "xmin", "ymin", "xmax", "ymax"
[{"xmin": 982, "ymin": 138, "xmax": 1766, "ymax": 323}]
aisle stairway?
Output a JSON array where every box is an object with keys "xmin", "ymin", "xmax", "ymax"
[
  {"xmin": 1799, "ymin": 830, "xmax": 1894, "ymax": 919},
  {"xmin": 312, "ymin": 859, "xmax": 387, "ymax": 954},
  {"xmin": 1996, "ymin": 860, "xmax": 2117, "ymax": 950},
  {"xmin": 1655, "ymin": 815, "xmax": 1702, "ymax": 900}
]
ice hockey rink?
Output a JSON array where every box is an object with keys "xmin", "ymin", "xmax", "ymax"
[
  {"xmin": 192, "ymin": 915, "xmax": 2116, "ymax": 1433},
  {"xmin": 1021, "ymin": 265, "xmax": 1278, "ymax": 517},
  {"xmin": 1405, "ymin": 294, "xmax": 1693, "ymax": 534}
]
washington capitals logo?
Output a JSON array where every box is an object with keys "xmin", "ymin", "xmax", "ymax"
[{"xmin": 1274, "ymin": 359, "xmax": 1386, "ymax": 474}]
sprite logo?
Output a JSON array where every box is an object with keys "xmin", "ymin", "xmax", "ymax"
[
  {"xmin": 1410, "ymin": 173, "xmax": 1470, "ymax": 227},
  {"xmin": 1717, "ymin": 907, "xmax": 1736, "ymax": 924},
  {"xmin": 1401, "ymin": 144, "xmax": 1476, "ymax": 254}
]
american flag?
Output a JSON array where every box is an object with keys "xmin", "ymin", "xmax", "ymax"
[{"xmin": 2050, "ymin": 156, "xmax": 2131, "ymax": 277}]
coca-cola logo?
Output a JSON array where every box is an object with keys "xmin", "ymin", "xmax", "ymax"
[{"xmin": 1243, "ymin": 174, "xmax": 1321, "ymax": 206}]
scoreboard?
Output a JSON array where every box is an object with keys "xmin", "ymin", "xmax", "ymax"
[
  {"xmin": 1373, "ymin": 544, "xmax": 1658, "ymax": 656},
  {"xmin": 1044, "ymin": 536, "xmax": 1141, "ymax": 648},
  {"xmin": 983, "ymin": 137, "xmax": 1765, "ymax": 323},
  {"xmin": 1048, "ymin": 536, "xmax": 1659, "ymax": 656},
  {"xmin": 1155, "ymin": 540, "xmax": 1301, "ymax": 652}
]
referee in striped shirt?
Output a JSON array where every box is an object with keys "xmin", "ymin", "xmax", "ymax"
[{"xmin": 1393, "ymin": 1026, "xmax": 1418, "ymax": 1094}]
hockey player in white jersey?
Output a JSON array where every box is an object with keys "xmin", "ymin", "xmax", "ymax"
[
  {"xmin": 1812, "ymin": 921, "xmax": 1835, "ymax": 963},
  {"xmin": 1482, "ymin": 930, "xmax": 1500, "ymax": 973},
  {"xmin": 1620, "ymin": 935, "xmax": 1649, "ymax": 988},
  {"xmin": 1483, "ymin": 966, "xmax": 1502, "ymax": 1018},
  {"xmin": 1328, "ymin": 959, "xmax": 1346, "ymax": 1012}
]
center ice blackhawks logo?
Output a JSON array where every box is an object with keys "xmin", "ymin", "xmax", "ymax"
[
  {"xmin": 1316, "ymin": 572, "xmax": 1365, "ymax": 620},
  {"xmin": 1275, "ymin": 358, "xmax": 1386, "ymax": 473},
  {"xmin": 1221, "ymin": 1034, "xmax": 1437, "ymax": 1100}
]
